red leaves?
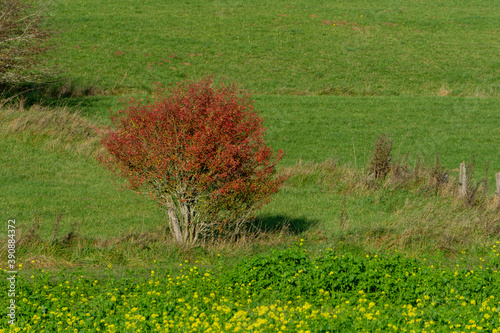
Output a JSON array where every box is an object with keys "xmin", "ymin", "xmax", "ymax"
[{"xmin": 100, "ymin": 77, "xmax": 286, "ymax": 241}]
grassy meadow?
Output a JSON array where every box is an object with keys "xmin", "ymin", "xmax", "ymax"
[
  {"xmin": 47, "ymin": 0, "xmax": 499, "ymax": 96},
  {"xmin": 1, "ymin": 0, "xmax": 500, "ymax": 331}
]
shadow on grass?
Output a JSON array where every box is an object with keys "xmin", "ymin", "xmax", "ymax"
[
  {"xmin": 2, "ymin": 79, "xmax": 107, "ymax": 104},
  {"xmin": 252, "ymin": 215, "xmax": 318, "ymax": 234},
  {"xmin": 1, "ymin": 80, "xmax": 152, "ymax": 122}
]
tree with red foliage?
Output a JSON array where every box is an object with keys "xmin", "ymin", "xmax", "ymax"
[{"xmin": 100, "ymin": 77, "xmax": 286, "ymax": 244}]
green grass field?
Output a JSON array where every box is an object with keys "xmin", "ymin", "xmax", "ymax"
[
  {"xmin": 1, "ymin": 0, "xmax": 500, "ymax": 331},
  {"xmin": 47, "ymin": 0, "xmax": 499, "ymax": 97}
]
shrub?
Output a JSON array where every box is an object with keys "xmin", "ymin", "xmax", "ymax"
[
  {"xmin": 100, "ymin": 77, "xmax": 286, "ymax": 245},
  {"xmin": 370, "ymin": 133, "xmax": 392, "ymax": 180},
  {"xmin": 0, "ymin": 0, "xmax": 53, "ymax": 86}
]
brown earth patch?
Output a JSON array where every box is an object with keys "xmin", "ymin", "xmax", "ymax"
[{"xmin": 438, "ymin": 85, "xmax": 451, "ymax": 96}]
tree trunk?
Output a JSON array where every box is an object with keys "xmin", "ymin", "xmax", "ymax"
[
  {"xmin": 165, "ymin": 197, "xmax": 183, "ymax": 243},
  {"xmin": 166, "ymin": 195, "xmax": 200, "ymax": 245}
]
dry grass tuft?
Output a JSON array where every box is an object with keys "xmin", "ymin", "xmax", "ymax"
[
  {"xmin": 0, "ymin": 101, "xmax": 104, "ymax": 156},
  {"xmin": 0, "ymin": 217, "xmax": 296, "ymax": 269},
  {"xmin": 438, "ymin": 85, "xmax": 451, "ymax": 96},
  {"xmin": 281, "ymin": 143, "xmax": 500, "ymax": 256},
  {"xmin": 370, "ymin": 133, "xmax": 393, "ymax": 180},
  {"xmin": 23, "ymin": 255, "xmax": 76, "ymax": 269}
]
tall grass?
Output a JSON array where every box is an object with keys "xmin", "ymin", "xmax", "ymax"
[{"xmin": 0, "ymin": 102, "xmax": 103, "ymax": 156}]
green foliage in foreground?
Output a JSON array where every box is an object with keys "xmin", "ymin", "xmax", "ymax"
[{"xmin": 3, "ymin": 245, "xmax": 500, "ymax": 332}]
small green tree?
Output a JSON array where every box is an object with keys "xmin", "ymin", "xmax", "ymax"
[
  {"xmin": 100, "ymin": 77, "xmax": 286, "ymax": 244},
  {"xmin": 0, "ymin": 0, "xmax": 53, "ymax": 87}
]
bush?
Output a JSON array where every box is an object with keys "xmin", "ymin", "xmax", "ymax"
[
  {"xmin": 370, "ymin": 133, "xmax": 392, "ymax": 180},
  {"xmin": 0, "ymin": 0, "xmax": 53, "ymax": 86},
  {"xmin": 100, "ymin": 77, "xmax": 286, "ymax": 244}
]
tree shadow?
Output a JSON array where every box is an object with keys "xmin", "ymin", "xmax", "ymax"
[
  {"xmin": 252, "ymin": 215, "xmax": 318, "ymax": 235},
  {"xmin": 1, "ymin": 80, "xmax": 109, "ymax": 108},
  {"xmin": 0, "ymin": 81, "xmax": 126, "ymax": 121}
]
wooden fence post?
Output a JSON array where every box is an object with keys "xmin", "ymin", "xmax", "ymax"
[
  {"xmin": 495, "ymin": 172, "xmax": 500, "ymax": 208},
  {"xmin": 459, "ymin": 161, "xmax": 467, "ymax": 198}
]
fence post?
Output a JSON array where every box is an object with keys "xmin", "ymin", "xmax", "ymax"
[
  {"xmin": 495, "ymin": 172, "xmax": 500, "ymax": 208},
  {"xmin": 459, "ymin": 161, "xmax": 467, "ymax": 198}
]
